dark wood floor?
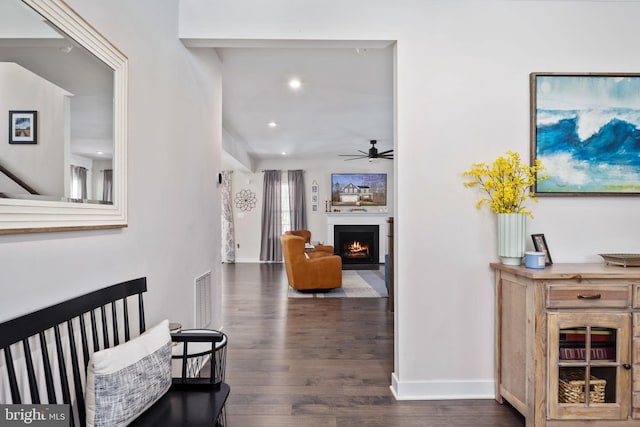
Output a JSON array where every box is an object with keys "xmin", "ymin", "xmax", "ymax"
[{"xmin": 221, "ymin": 263, "xmax": 524, "ymax": 426}]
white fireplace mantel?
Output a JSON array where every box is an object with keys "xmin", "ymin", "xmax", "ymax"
[{"xmin": 326, "ymin": 213, "xmax": 391, "ymax": 263}]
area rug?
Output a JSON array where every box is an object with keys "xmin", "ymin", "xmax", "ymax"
[{"xmin": 287, "ymin": 269, "xmax": 387, "ymax": 298}]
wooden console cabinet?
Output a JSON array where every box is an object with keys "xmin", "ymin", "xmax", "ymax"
[{"xmin": 492, "ymin": 263, "xmax": 640, "ymax": 427}]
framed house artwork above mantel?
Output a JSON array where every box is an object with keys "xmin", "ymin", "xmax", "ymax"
[
  {"xmin": 331, "ymin": 173, "xmax": 387, "ymax": 206},
  {"xmin": 531, "ymin": 73, "xmax": 640, "ymax": 196}
]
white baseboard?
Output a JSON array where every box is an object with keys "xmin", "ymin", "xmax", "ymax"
[
  {"xmin": 232, "ymin": 258, "xmax": 259, "ymax": 263},
  {"xmin": 390, "ymin": 373, "xmax": 495, "ymax": 400},
  {"xmin": 228, "ymin": 258, "xmax": 281, "ymax": 263}
]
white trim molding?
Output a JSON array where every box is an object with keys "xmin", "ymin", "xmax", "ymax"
[{"xmin": 390, "ymin": 373, "xmax": 494, "ymax": 400}]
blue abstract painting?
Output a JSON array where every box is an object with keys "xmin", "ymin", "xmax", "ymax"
[{"xmin": 533, "ymin": 74, "xmax": 640, "ymax": 194}]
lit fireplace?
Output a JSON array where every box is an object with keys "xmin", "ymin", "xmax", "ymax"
[
  {"xmin": 344, "ymin": 240, "xmax": 370, "ymax": 258},
  {"xmin": 334, "ymin": 224, "xmax": 379, "ymax": 267}
]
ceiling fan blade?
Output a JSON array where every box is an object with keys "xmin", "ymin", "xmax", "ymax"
[{"xmin": 338, "ymin": 140, "xmax": 391, "ymax": 161}]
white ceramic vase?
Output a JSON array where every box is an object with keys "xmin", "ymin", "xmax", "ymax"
[{"xmin": 497, "ymin": 213, "xmax": 526, "ymax": 265}]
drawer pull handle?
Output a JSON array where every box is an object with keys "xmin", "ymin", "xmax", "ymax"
[
  {"xmin": 577, "ymin": 294, "xmax": 602, "ymax": 300},
  {"xmin": 624, "ymin": 364, "xmax": 632, "ymax": 370}
]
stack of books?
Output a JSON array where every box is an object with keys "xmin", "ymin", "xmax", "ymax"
[{"xmin": 559, "ymin": 328, "xmax": 616, "ymax": 361}]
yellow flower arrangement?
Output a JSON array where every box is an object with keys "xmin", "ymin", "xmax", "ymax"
[{"xmin": 463, "ymin": 150, "xmax": 547, "ymax": 218}]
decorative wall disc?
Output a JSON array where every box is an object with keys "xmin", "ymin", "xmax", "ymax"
[{"xmin": 234, "ymin": 189, "xmax": 257, "ymax": 212}]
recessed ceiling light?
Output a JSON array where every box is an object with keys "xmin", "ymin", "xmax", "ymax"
[
  {"xmin": 288, "ymin": 78, "xmax": 301, "ymax": 89},
  {"xmin": 268, "ymin": 121, "xmax": 277, "ymax": 128},
  {"xmin": 281, "ymin": 152, "xmax": 287, "ymax": 156},
  {"xmin": 96, "ymin": 151, "xmax": 104, "ymax": 155}
]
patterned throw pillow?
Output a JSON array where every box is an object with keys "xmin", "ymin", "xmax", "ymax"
[{"xmin": 85, "ymin": 319, "xmax": 171, "ymax": 427}]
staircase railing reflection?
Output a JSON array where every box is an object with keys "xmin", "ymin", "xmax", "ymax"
[{"xmin": 0, "ymin": 163, "xmax": 40, "ymax": 196}]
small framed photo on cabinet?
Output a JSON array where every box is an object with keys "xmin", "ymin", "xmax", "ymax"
[{"xmin": 531, "ymin": 234, "xmax": 553, "ymax": 265}]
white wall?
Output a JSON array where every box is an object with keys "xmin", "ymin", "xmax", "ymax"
[
  {"xmin": 180, "ymin": 0, "xmax": 640, "ymax": 399},
  {"xmin": 0, "ymin": 63, "xmax": 67, "ymax": 196},
  {"xmin": 230, "ymin": 158, "xmax": 393, "ymax": 262},
  {"xmin": 222, "ymin": 127, "xmax": 255, "ymax": 172},
  {"xmin": 0, "ymin": 0, "xmax": 224, "ymax": 336}
]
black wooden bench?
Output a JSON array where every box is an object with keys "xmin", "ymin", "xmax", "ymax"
[{"xmin": 0, "ymin": 277, "xmax": 230, "ymax": 427}]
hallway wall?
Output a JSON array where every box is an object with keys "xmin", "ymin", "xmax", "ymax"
[
  {"xmin": 180, "ymin": 0, "xmax": 640, "ymax": 399},
  {"xmin": 0, "ymin": 0, "xmax": 224, "ymax": 332}
]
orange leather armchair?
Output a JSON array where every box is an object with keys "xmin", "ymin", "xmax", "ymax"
[
  {"xmin": 284, "ymin": 229, "xmax": 334, "ymax": 255},
  {"xmin": 284, "ymin": 229, "xmax": 312, "ymax": 242},
  {"xmin": 280, "ymin": 234, "xmax": 342, "ymax": 291}
]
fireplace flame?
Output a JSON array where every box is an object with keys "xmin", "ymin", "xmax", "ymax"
[{"xmin": 345, "ymin": 240, "xmax": 370, "ymax": 257}]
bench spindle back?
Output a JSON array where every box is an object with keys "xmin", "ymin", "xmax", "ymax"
[{"xmin": 0, "ymin": 278, "xmax": 148, "ymax": 427}]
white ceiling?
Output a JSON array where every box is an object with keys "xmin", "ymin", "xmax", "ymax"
[{"xmin": 219, "ymin": 46, "xmax": 394, "ymax": 164}]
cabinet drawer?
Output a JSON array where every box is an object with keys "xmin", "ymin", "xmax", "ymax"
[
  {"xmin": 546, "ymin": 285, "xmax": 631, "ymax": 308},
  {"xmin": 636, "ymin": 313, "xmax": 640, "ymax": 336},
  {"xmin": 635, "ymin": 285, "xmax": 640, "ymax": 308}
]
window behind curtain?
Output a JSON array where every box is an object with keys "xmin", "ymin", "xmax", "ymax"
[{"xmin": 281, "ymin": 177, "xmax": 291, "ymax": 232}]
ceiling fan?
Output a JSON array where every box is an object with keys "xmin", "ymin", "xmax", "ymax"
[{"xmin": 339, "ymin": 140, "xmax": 394, "ymax": 161}]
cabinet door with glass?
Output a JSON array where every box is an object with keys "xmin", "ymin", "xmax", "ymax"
[{"xmin": 548, "ymin": 313, "xmax": 631, "ymax": 420}]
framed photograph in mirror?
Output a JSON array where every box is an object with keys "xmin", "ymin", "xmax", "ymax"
[{"xmin": 9, "ymin": 111, "xmax": 37, "ymax": 144}]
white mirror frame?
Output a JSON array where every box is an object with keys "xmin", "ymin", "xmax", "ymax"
[{"xmin": 0, "ymin": 0, "xmax": 127, "ymax": 234}]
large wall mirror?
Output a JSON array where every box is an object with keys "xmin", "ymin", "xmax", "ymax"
[{"xmin": 0, "ymin": 0, "xmax": 127, "ymax": 233}]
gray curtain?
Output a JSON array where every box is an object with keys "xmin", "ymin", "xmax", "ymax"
[
  {"xmin": 102, "ymin": 169, "xmax": 113, "ymax": 202},
  {"xmin": 260, "ymin": 170, "xmax": 282, "ymax": 262},
  {"xmin": 221, "ymin": 171, "xmax": 236, "ymax": 263},
  {"xmin": 288, "ymin": 170, "xmax": 307, "ymax": 230},
  {"xmin": 70, "ymin": 165, "xmax": 87, "ymax": 199}
]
